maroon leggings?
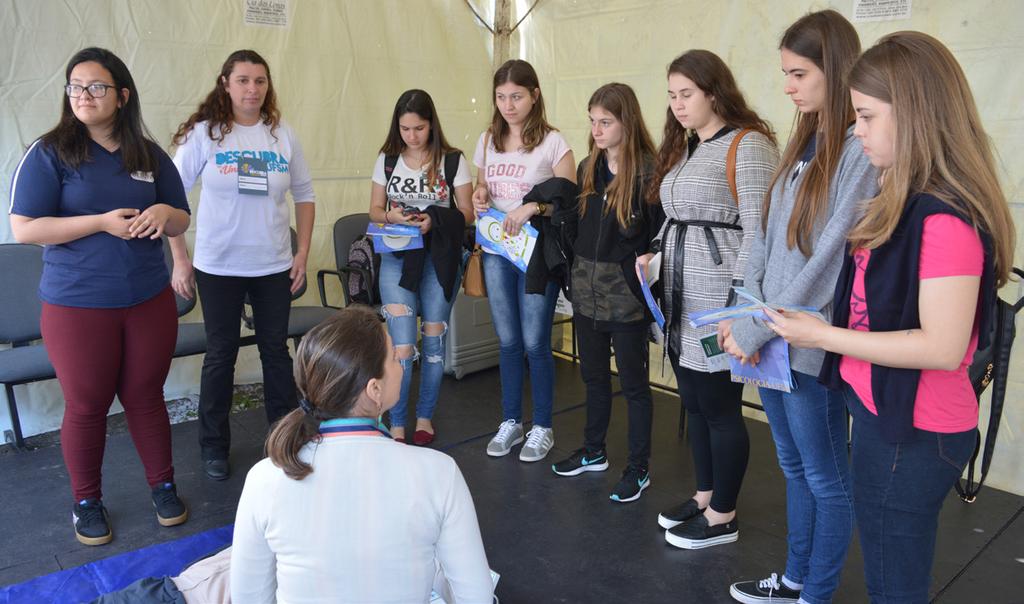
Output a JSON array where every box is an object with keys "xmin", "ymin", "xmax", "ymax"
[{"xmin": 41, "ymin": 287, "xmax": 177, "ymax": 502}]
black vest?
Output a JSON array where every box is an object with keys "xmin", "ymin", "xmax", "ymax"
[{"xmin": 820, "ymin": 193, "xmax": 995, "ymax": 442}]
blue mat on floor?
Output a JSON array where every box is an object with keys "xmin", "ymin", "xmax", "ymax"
[{"xmin": 0, "ymin": 525, "xmax": 233, "ymax": 604}]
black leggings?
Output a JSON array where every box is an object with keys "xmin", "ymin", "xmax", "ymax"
[{"xmin": 669, "ymin": 351, "xmax": 749, "ymax": 512}]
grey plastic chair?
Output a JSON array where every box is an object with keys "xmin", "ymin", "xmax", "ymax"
[
  {"xmin": 316, "ymin": 213, "xmax": 378, "ymax": 308},
  {"xmin": 0, "ymin": 244, "xmax": 53, "ymax": 448},
  {"xmin": 162, "ymin": 237, "xmax": 207, "ymax": 358}
]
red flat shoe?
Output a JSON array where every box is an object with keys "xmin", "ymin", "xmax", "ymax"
[
  {"xmin": 413, "ymin": 430, "xmax": 435, "ymax": 446},
  {"xmin": 394, "ymin": 436, "xmax": 406, "ymax": 444}
]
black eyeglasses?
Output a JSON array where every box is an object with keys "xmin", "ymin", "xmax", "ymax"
[{"xmin": 65, "ymin": 83, "xmax": 117, "ymax": 98}]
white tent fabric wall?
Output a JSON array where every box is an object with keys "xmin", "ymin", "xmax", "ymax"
[
  {"xmin": 0, "ymin": 0, "xmax": 495, "ymax": 437},
  {"xmin": 2, "ymin": 0, "xmax": 1022, "ymax": 496}
]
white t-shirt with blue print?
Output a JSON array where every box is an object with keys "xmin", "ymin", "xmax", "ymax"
[{"xmin": 173, "ymin": 119, "xmax": 315, "ymax": 277}]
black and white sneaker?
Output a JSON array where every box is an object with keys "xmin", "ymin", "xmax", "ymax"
[
  {"xmin": 729, "ymin": 572, "xmax": 801, "ymax": 603},
  {"xmin": 657, "ymin": 498, "xmax": 706, "ymax": 529},
  {"xmin": 552, "ymin": 448, "xmax": 609, "ymax": 476},
  {"xmin": 665, "ymin": 514, "xmax": 738, "ymax": 549},
  {"xmin": 152, "ymin": 482, "xmax": 189, "ymax": 527},
  {"xmin": 73, "ymin": 499, "xmax": 112, "ymax": 546},
  {"xmin": 609, "ymin": 465, "xmax": 650, "ymax": 503}
]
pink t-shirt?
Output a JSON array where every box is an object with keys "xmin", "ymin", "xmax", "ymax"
[
  {"xmin": 840, "ymin": 214, "xmax": 984, "ymax": 433},
  {"xmin": 473, "ymin": 130, "xmax": 571, "ymax": 214}
]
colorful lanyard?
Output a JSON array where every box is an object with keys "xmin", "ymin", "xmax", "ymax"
[{"xmin": 318, "ymin": 417, "xmax": 393, "ymax": 439}]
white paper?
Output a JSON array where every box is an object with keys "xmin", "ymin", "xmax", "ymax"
[
  {"xmin": 852, "ymin": 0, "xmax": 911, "ymax": 22},
  {"xmin": 244, "ymin": 0, "xmax": 289, "ymax": 27}
]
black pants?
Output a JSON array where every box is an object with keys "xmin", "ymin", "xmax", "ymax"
[
  {"xmin": 576, "ymin": 319, "xmax": 653, "ymax": 467},
  {"xmin": 669, "ymin": 350, "xmax": 749, "ymax": 512},
  {"xmin": 195, "ymin": 269, "xmax": 297, "ymax": 460}
]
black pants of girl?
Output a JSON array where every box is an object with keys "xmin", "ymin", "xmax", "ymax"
[
  {"xmin": 669, "ymin": 350, "xmax": 749, "ymax": 512},
  {"xmin": 576, "ymin": 319, "xmax": 653, "ymax": 467}
]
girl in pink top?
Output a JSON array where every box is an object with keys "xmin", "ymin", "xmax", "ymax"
[{"xmin": 768, "ymin": 32, "xmax": 1016, "ymax": 603}]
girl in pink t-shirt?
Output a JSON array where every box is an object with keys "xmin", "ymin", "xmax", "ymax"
[
  {"xmin": 471, "ymin": 60, "xmax": 575, "ymax": 463},
  {"xmin": 767, "ymin": 32, "xmax": 1016, "ymax": 602}
]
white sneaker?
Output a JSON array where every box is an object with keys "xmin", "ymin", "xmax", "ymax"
[
  {"xmin": 518, "ymin": 426, "xmax": 554, "ymax": 462},
  {"xmin": 486, "ymin": 420, "xmax": 524, "ymax": 457}
]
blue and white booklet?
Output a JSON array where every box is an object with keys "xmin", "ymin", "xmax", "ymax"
[
  {"xmin": 366, "ymin": 222, "xmax": 424, "ymax": 253},
  {"xmin": 475, "ymin": 209, "xmax": 537, "ymax": 272},
  {"xmin": 685, "ymin": 286, "xmax": 821, "ymax": 392}
]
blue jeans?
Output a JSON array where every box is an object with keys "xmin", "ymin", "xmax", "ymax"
[
  {"xmin": 378, "ymin": 252, "xmax": 461, "ymax": 429},
  {"xmin": 845, "ymin": 386, "xmax": 975, "ymax": 604},
  {"xmin": 482, "ymin": 252, "xmax": 558, "ymax": 428},
  {"xmin": 759, "ymin": 371, "xmax": 853, "ymax": 604}
]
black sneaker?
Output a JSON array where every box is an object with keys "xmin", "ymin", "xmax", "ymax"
[
  {"xmin": 657, "ymin": 498, "xmax": 706, "ymax": 530},
  {"xmin": 551, "ymin": 447, "xmax": 609, "ymax": 476},
  {"xmin": 73, "ymin": 499, "xmax": 112, "ymax": 546},
  {"xmin": 729, "ymin": 573, "xmax": 801, "ymax": 603},
  {"xmin": 152, "ymin": 482, "xmax": 189, "ymax": 527},
  {"xmin": 609, "ymin": 465, "xmax": 650, "ymax": 503},
  {"xmin": 665, "ymin": 514, "xmax": 738, "ymax": 549},
  {"xmin": 204, "ymin": 458, "xmax": 230, "ymax": 481}
]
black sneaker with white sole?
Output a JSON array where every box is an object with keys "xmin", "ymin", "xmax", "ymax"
[
  {"xmin": 73, "ymin": 499, "xmax": 112, "ymax": 546},
  {"xmin": 657, "ymin": 498, "xmax": 705, "ymax": 530},
  {"xmin": 609, "ymin": 465, "xmax": 650, "ymax": 503},
  {"xmin": 729, "ymin": 572, "xmax": 801, "ymax": 604},
  {"xmin": 552, "ymin": 448, "xmax": 609, "ymax": 476},
  {"xmin": 665, "ymin": 514, "xmax": 738, "ymax": 549}
]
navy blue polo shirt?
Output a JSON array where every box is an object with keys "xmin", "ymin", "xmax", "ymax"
[{"xmin": 10, "ymin": 139, "xmax": 189, "ymax": 308}]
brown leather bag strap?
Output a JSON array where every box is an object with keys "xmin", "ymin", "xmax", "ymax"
[{"xmin": 726, "ymin": 128, "xmax": 753, "ymax": 205}]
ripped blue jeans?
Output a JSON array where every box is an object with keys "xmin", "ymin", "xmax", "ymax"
[{"xmin": 378, "ymin": 252, "xmax": 462, "ymax": 429}]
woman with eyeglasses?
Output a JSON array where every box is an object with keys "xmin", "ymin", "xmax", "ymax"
[
  {"xmin": 167, "ymin": 49, "xmax": 316, "ymax": 481},
  {"xmin": 10, "ymin": 47, "xmax": 191, "ymax": 546}
]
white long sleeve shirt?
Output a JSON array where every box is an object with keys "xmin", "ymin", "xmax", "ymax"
[{"xmin": 230, "ymin": 432, "xmax": 493, "ymax": 604}]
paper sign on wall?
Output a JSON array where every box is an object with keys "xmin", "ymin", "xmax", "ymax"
[
  {"xmin": 852, "ymin": 0, "xmax": 911, "ymax": 22},
  {"xmin": 244, "ymin": 0, "xmax": 289, "ymax": 27}
]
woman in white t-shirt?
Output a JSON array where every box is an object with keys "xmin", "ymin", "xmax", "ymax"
[
  {"xmin": 167, "ymin": 50, "xmax": 316, "ymax": 481},
  {"xmin": 368, "ymin": 89, "xmax": 474, "ymax": 445},
  {"xmin": 471, "ymin": 60, "xmax": 575, "ymax": 462},
  {"xmin": 231, "ymin": 306, "xmax": 494, "ymax": 603}
]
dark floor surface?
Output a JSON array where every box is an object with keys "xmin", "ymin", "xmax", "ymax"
[{"xmin": 1, "ymin": 359, "xmax": 1022, "ymax": 603}]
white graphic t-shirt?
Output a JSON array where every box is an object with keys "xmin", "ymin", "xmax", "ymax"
[
  {"xmin": 371, "ymin": 152, "xmax": 472, "ymax": 211},
  {"xmin": 173, "ymin": 119, "xmax": 315, "ymax": 277},
  {"xmin": 472, "ymin": 130, "xmax": 572, "ymax": 214}
]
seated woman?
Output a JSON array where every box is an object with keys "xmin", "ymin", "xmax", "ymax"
[{"xmin": 230, "ymin": 306, "xmax": 494, "ymax": 603}]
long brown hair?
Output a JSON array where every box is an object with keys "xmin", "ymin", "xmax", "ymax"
[
  {"xmin": 579, "ymin": 83, "xmax": 657, "ymax": 229},
  {"xmin": 379, "ymin": 89, "xmax": 460, "ymax": 189},
  {"xmin": 768, "ymin": 10, "xmax": 861, "ymax": 255},
  {"xmin": 265, "ymin": 306, "xmax": 389, "ymax": 480},
  {"xmin": 847, "ymin": 31, "xmax": 1016, "ymax": 287},
  {"xmin": 649, "ymin": 49, "xmax": 777, "ymax": 202},
  {"xmin": 488, "ymin": 60, "xmax": 556, "ymax": 153},
  {"xmin": 172, "ymin": 49, "xmax": 281, "ymax": 146}
]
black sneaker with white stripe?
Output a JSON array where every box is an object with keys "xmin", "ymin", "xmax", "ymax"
[
  {"xmin": 552, "ymin": 447, "xmax": 609, "ymax": 476},
  {"xmin": 729, "ymin": 572, "xmax": 801, "ymax": 603},
  {"xmin": 657, "ymin": 498, "xmax": 705, "ymax": 529},
  {"xmin": 665, "ymin": 514, "xmax": 738, "ymax": 549},
  {"xmin": 73, "ymin": 499, "xmax": 112, "ymax": 546}
]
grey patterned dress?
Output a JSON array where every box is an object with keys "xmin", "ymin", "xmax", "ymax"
[{"xmin": 654, "ymin": 128, "xmax": 779, "ymax": 371}]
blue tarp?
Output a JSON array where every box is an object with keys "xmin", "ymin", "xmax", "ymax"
[{"xmin": 0, "ymin": 525, "xmax": 233, "ymax": 604}]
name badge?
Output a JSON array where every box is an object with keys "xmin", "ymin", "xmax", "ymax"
[
  {"xmin": 130, "ymin": 171, "xmax": 154, "ymax": 182},
  {"xmin": 238, "ymin": 157, "xmax": 269, "ymax": 196}
]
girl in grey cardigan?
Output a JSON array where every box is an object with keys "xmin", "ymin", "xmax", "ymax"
[
  {"xmin": 637, "ymin": 49, "xmax": 778, "ymax": 551},
  {"xmin": 723, "ymin": 10, "xmax": 878, "ymax": 604}
]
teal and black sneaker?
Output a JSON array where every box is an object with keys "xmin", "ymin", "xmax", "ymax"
[
  {"xmin": 551, "ymin": 447, "xmax": 609, "ymax": 476},
  {"xmin": 609, "ymin": 464, "xmax": 650, "ymax": 503}
]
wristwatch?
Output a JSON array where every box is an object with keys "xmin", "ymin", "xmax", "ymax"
[{"xmin": 534, "ymin": 201, "xmax": 547, "ymax": 216}]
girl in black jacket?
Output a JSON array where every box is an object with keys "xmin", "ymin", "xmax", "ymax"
[{"xmin": 551, "ymin": 83, "xmax": 663, "ymax": 503}]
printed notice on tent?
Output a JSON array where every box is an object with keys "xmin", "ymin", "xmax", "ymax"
[
  {"xmin": 244, "ymin": 0, "xmax": 289, "ymax": 27},
  {"xmin": 852, "ymin": 0, "xmax": 911, "ymax": 22}
]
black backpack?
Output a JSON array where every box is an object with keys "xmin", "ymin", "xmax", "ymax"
[
  {"xmin": 958, "ymin": 266, "xmax": 1024, "ymax": 502},
  {"xmin": 345, "ymin": 235, "xmax": 380, "ymax": 305}
]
